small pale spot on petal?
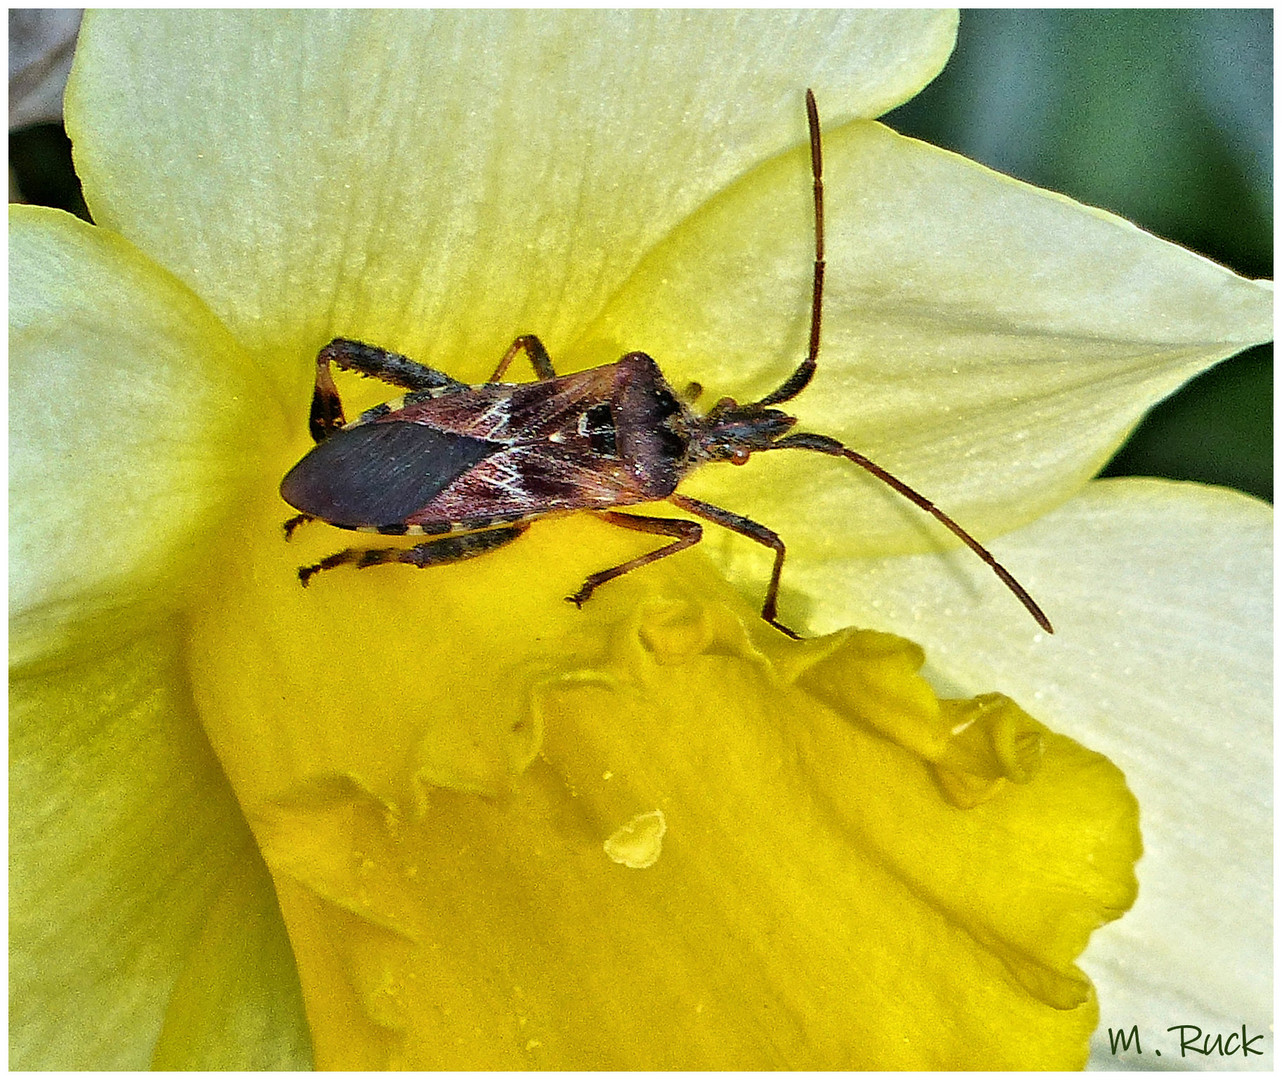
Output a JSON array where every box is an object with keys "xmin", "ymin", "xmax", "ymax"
[{"xmin": 603, "ymin": 809, "xmax": 667, "ymax": 869}]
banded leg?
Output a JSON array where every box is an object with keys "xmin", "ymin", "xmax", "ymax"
[
  {"xmin": 567, "ymin": 512, "xmax": 703, "ymax": 607},
  {"xmin": 488, "ymin": 334, "xmax": 556, "ymax": 383},
  {"xmin": 668, "ymin": 493, "xmax": 798, "ymax": 639},
  {"xmin": 298, "ymin": 524, "xmax": 529, "ymax": 586},
  {"xmin": 309, "ymin": 338, "xmax": 468, "ymax": 442}
]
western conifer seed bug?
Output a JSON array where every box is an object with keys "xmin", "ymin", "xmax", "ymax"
[{"xmin": 280, "ymin": 90, "xmax": 1052, "ymax": 638}]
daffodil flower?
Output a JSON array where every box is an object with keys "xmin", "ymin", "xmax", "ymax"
[{"xmin": 10, "ymin": 10, "xmax": 1271, "ymax": 1070}]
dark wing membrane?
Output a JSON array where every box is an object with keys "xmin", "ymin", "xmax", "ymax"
[{"xmin": 280, "ymin": 421, "xmax": 497, "ymax": 526}]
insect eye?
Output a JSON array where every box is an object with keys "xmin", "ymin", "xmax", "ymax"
[{"xmin": 731, "ymin": 448, "xmax": 751, "ymax": 466}]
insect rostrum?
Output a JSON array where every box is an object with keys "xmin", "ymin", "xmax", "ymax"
[{"xmin": 280, "ymin": 91, "xmax": 1051, "ymax": 639}]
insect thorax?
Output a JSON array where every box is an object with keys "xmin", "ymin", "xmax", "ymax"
[{"xmin": 602, "ymin": 352, "xmax": 697, "ymax": 497}]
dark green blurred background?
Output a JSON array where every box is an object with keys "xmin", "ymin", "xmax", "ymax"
[{"xmin": 11, "ymin": 9, "xmax": 1272, "ymax": 501}]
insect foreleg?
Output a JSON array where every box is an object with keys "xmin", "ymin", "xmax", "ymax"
[
  {"xmin": 567, "ymin": 512, "xmax": 703, "ymax": 607},
  {"xmin": 487, "ymin": 334, "xmax": 557, "ymax": 383},
  {"xmin": 668, "ymin": 494, "xmax": 798, "ymax": 639},
  {"xmin": 298, "ymin": 524, "xmax": 529, "ymax": 586}
]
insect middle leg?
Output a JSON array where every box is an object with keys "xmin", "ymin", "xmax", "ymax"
[
  {"xmin": 668, "ymin": 493, "xmax": 798, "ymax": 639},
  {"xmin": 487, "ymin": 334, "xmax": 556, "ymax": 382},
  {"xmin": 298, "ymin": 524, "xmax": 529, "ymax": 586},
  {"xmin": 567, "ymin": 512, "xmax": 703, "ymax": 607}
]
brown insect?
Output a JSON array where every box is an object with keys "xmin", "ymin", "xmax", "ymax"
[{"xmin": 280, "ymin": 90, "xmax": 1052, "ymax": 638}]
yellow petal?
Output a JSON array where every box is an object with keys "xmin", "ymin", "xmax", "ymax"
[
  {"xmin": 9, "ymin": 205, "xmax": 280, "ymax": 666},
  {"xmin": 185, "ymin": 480, "xmax": 1138, "ymax": 1068},
  {"xmin": 66, "ymin": 10, "xmax": 956, "ymax": 401},
  {"xmin": 10, "ymin": 630, "xmax": 310, "ymax": 1069},
  {"xmin": 791, "ymin": 477, "xmax": 1271, "ymax": 1054}
]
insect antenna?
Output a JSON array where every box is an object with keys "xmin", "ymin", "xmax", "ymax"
[
  {"xmin": 774, "ymin": 431, "xmax": 1054, "ymax": 633},
  {"xmin": 755, "ymin": 88, "xmax": 825, "ymax": 409},
  {"xmin": 749, "ymin": 92, "xmax": 1051, "ymax": 633}
]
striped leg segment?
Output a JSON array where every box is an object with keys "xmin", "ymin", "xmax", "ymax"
[
  {"xmin": 298, "ymin": 524, "xmax": 529, "ymax": 586},
  {"xmin": 308, "ymin": 338, "xmax": 468, "ymax": 442}
]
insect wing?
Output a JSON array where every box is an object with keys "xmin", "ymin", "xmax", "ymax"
[
  {"xmin": 403, "ymin": 442, "xmax": 639, "ymax": 526},
  {"xmin": 386, "ymin": 368, "xmax": 612, "ymax": 444},
  {"xmin": 385, "ymin": 363, "xmax": 684, "ymax": 525},
  {"xmin": 280, "ymin": 421, "xmax": 496, "ymax": 526},
  {"xmin": 284, "ymin": 357, "xmax": 692, "ymax": 532}
]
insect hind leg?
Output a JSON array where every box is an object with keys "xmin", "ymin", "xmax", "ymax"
[
  {"xmin": 321, "ymin": 338, "xmax": 468, "ymax": 392},
  {"xmin": 284, "ymin": 513, "xmax": 313, "ymax": 540},
  {"xmin": 308, "ymin": 338, "xmax": 469, "ymax": 442},
  {"xmin": 298, "ymin": 524, "xmax": 529, "ymax": 586}
]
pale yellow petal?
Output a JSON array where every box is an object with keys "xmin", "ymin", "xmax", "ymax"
[
  {"xmin": 67, "ymin": 9, "xmax": 956, "ymax": 403},
  {"xmin": 9, "ymin": 206, "xmax": 281, "ymax": 666},
  {"xmin": 593, "ymin": 121, "xmax": 1272, "ymax": 563},
  {"xmin": 10, "ymin": 630, "xmax": 310, "ymax": 1069}
]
